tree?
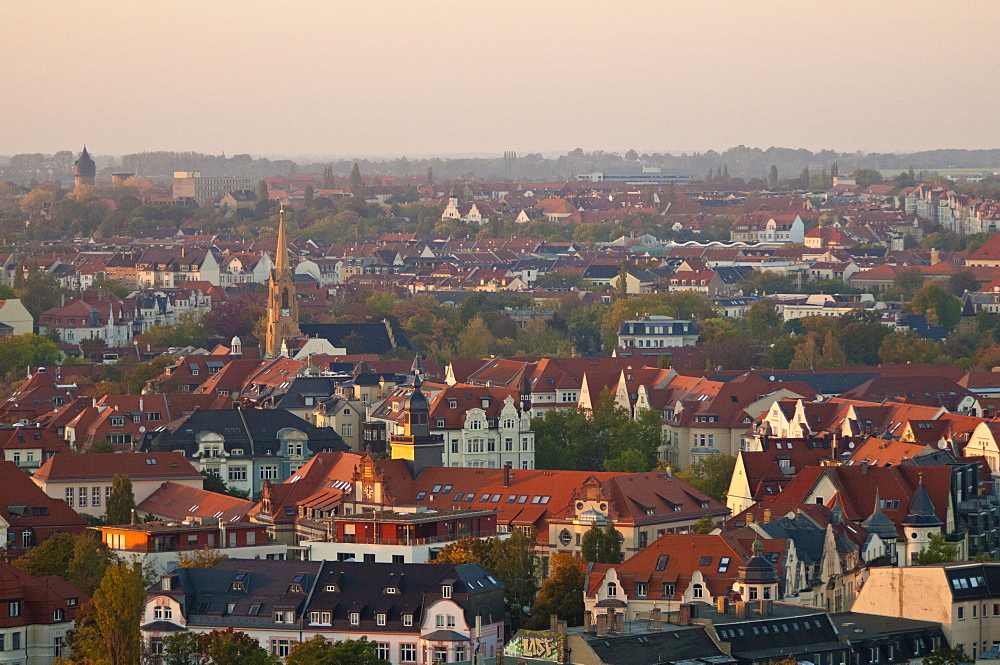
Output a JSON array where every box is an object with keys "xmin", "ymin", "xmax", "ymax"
[
  {"xmin": 768, "ymin": 165, "xmax": 778, "ymax": 189},
  {"xmin": 349, "ymin": 162, "xmax": 363, "ymax": 191},
  {"xmin": 922, "ymin": 646, "xmax": 970, "ymax": 665},
  {"xmin": 947, "ymin": 271, "xmax": 980, "ymax": 297},
  {"xmin": 908, "ymin": 283, "xmax": 963, "ymax": 330},
  {"xmin": 14, "ymin": 531, "xmax": 76, "ymax": 579},
  {"xmin": 202, "ymin": 470, "xmax": 228, "ymax": 494},
  {"xmin": 850, "ymin": 168, "xmax": 884, "ymax": 187},
  {"xmin": 692, "ymin": 515, "xmax": 717, "ymax": 534},
  {"xmin": 286, "ymin": 635, "xmax": 388, "ymax": 665},
  {"xmin": 676, "ymin": 454, "xmax": 736, "ymax": 503},
  {"xmin": 323, "ymin": 165, "xmax": 336, "ymax": 189},
  {"xmin": 837, "ymin": 309, "xmax": 890, "ymax": 366},
  {"xmin": 179, "ymin": 547, "xmax": 229, "ymax": 568},
  {"xmin": 425, "ymin": 166, "xmax": 434, "ymax": 185},
  {"xmin": 456, "ymin": 315, "xmax": 494, "ymax": 359},
  {"xmin": 161, "ymin": 632, "xmax": 205, "ymax": 665},
  {"xmin": 87, "ymin": 439, "xmax": 115, "ymax": 454},
  {"xmin": 915, "ymin": 533, "xmax": 958, "ymax": 565},
  {"xmin": 66, "ymin": 534, "xmax": 117, "ymax": 595},
  {"xmin": 789, "ymin": 331, "xmax": 821, "ymax": 369},
  {"xmin": 91, "ymin": 562, "xmax": 146, "ymax": 665},
  {"xmin": 204, "ymin": 629, "xmax": 279, "ymax": 665},
  {"xmin": 257, "ymin": 179, "xmax": 269, "ymax": 202},
  {"xmin": 581, "ymin": 522, "xmax": 621, "ymax": 564},
  {"xmin": 526, "ymin": 553, "xmax": 586, "ymax": 629},
  {"xmin": 879, "ymin": 331, "xmax": 941, "ymax": 364},
  {"xmin": 106, "ymin": 474, "xmax": 135, "ymax": 525},
  {"xmin": 0, "ymin": 333, "xmax": 60, "ymax": 378},
  {"xmin": 893, "ymin": 268, "xmax": 926, "ymax": 300}
]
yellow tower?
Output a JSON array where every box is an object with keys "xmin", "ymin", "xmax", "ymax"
[{"xmin": 265, "ymin": 206, "xmax": 300, "ymax": 357}]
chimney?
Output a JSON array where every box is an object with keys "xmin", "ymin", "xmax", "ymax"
[
  {"xmin": 746, "ymin": 513, "xmax": 754, "ymax": 524},
  {"xmin": 716, "ymin": 597, "xmax": 730, "ymax": 614},
  {"xmin": 763, "ymin": 509, "xmax": 771, "ymax": 524},
  {"xmin": 558, "ymin": 620, "xmax": 568, "ymax": 637},
  {"xmin": 758, "ymin": 599, "xmax": 772, "ymax": 616},
  {"xmin": 584, "ymin": 610, "xmax": 594, "ymax": 633},
  {"xmin": 678, "ymin": 603, "xmax": 694, "ymax": 626},
  {"xmin": 503, "ymin": 461, "xmax": 512, "ymax": 488},
  {"xmin": 735, "ymin": 601, "xmax": 749, "ymax": 618},
  {"xmin": 651, "ymin": 607, "xmax": 662, "ymax": 630},
  {"xmin": 550, "ymin": 614, "xmax": 559, "ymax": 632},
  {"xmin": 860, "ymin": 460, "xmax": 868, "ymax": 474},
  {"xmin": 596, "ymin": 613, "xmax": 608, "ymax": 637}
]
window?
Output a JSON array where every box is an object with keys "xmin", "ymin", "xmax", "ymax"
[
  {"xmin": 341, "ymin": 424, "xmax": 354, "ymax": 437},
  {"xmin": 271, "ymin": 639, "xmax": 291, "ymax": 657},
  {"xmin": 376, "ymin": 613, "xmax": 386, "ymax": 626},
  {"xmin": 636, "ymin": 582, "xmax": 648, "ymax": 597},
  {"xmin": 958, "ymin": 606, "xmax": 965, "ymax": 620},
  {"xmin": 11, "ymin": 633, "xmax": 18, "ymax": 651},
  {"xmin": 442, "ymin": 585, "xmax": 452, "ymax": 598},
  {"xmin": 400, "ymin": 644, "xmax": 417, "ymax": 662},
  {"xmin": 54, "ymin": 635, "xmax": 63, "ymax": 658},
  {"xmin": 436, "ymin": 614, "xmax": 445, "ymax": 628},
  {"xmin": 65, "ymin": 487, "xmax": 74, "ymax": 507},
  {"xmin": 350, "ymin": 612, "xmax": 359, "ymax": 625},
  {"xmin": 435, "ymin": 646, "xmax": 448, "ymax": 662},
  {"xmin": 693, "ymin": 583, "xmax": 703, "ymax": 599},
  {"xmin": 260, "ymin": 465, "xmax": 278, "ymax": 480},
  {"xmin": 377, "ymin": 643, "xmax": 390, "ymax": 661},
  {"xmin": 9, "ymin": 601, "xmax": 20, "ymax": 617},
  {"xmin": 403, "ymin": 613, "xmax": 413, "ymax": 626},
  {"xmin": 718, "ymin": 557, "xmax": 731, "ymax": 573},
  {"xmin": 228, "ymin": 466, "xmax": 247, "ymax": 482},
  {"xmin": 92, "ymin": 487, "xmax": 101, "ymax": 506},
  {"xmin": 607, "ymin": 582, "xmax": 617, "ymax": 596},
  {"xmin": 78, "ymin": 487, "xmax": 88, "ymax": 507}
]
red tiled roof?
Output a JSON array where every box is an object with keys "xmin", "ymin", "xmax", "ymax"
[{"xmin": 33, "ymin": 452, "xmax": 201, "ymax": 483}]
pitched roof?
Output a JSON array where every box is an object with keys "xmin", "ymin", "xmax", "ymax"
[{"xmin": 32, "ymin": 452, "xmax": 201, "ymax": 483}]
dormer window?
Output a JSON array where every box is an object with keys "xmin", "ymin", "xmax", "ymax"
[
  {"xmin": 376, "ymin": 613, "xmax": 386, "ymax": 626},
  {"xmin": 441, "ymin": 585, "xmax": 452, "ymax": 599},
  {"xmin": 385, "ymin": 586, "xmax": 398, "ymax": 594}
]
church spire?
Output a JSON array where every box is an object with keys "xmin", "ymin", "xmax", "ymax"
[{"xmin": 276, "ymin": 204, "xmax": 289, "ymax": 274}]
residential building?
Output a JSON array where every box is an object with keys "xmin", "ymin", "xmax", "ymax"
[
  {"xmin": 0, "ymin": 427, "xmax": 70, "ymax": 471},
  {"xmin": 0, "ymin": 461, "xmax": 87, "ymax": 552},
  {"xmin": 94, "ymin": 521, "xmax": 286, "ymax": 575},
  {"xmin": 31, "ymin": 452, "xmax": 203, "ymax": 520},
  {"xmin": 37, "ymin": 290, "xmax": 136, "ymax": 347},
  {"xmin": 852, "ymin": 562, "xmax": 1000, "ymax": 659},
  {"xmin": 616, "ymin": 315, "xmax": 699, "ymax": 350},
  {"xmin": 141, "ymin": 559, "xmax": 506, "ymax": 665},
  {"xmin": 0, "ymin": 559, "xmax": 86, "ymax": 664},
  {"xmin": 136, "ymin": 481, "xmax": 256, "ymax": 524},
  {"xmin": 136, "ymin": 246, "xmax": 221, "ymax": 287},
  {"xmin": 0, "ymin": 299, "xmax": 33, "ymax": 336},
  {"xmin": 141, "ymin": 407, "xmax": 347, "ymax": 497},
  {"xmin": 172, "ymin": 172, "xmax": 255, "ymax": 204}
]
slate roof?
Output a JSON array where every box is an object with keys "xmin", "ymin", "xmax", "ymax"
[
  {"xmin": 143, "ymin": 408, "xmax": 347, "ymax": 457},
  {"xmin": 300, "ymin": 321, "xmax": 416, "ymax": 355}
]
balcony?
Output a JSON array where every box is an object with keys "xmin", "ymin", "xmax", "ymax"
[{"xmin": 334, "ymin": 530, "xmax": 497, "ymax": 547}]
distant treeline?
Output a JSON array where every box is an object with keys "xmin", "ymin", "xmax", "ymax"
[{"xmin": 1, "ymin": 146, "xmax": 998, "ymax": 186}]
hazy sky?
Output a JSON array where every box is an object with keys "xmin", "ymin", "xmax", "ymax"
[{"xmin": 4, "ymin": 0, "xmax": 999, "ymax": 158}]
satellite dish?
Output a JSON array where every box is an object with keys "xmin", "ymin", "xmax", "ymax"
[
  {"xmin": 769, "ymin": 375, "xmax": 775, "ymax": 381},
  {"xmin": 139, "ymin": 426, "xmax": 146, "ymax": 433}
]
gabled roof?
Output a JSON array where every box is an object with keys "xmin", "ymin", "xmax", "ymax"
[{"xmin": 33, "ymin": 452, "xmax": 201, "ymax": 483}]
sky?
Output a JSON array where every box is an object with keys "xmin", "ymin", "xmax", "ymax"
[{"xmin": 4, "ymin": 0, "xmax": 999, "ymax": 159}]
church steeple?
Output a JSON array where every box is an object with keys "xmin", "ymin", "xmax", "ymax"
[
  {"xmin": 275, "ymin": 203, "xmax": 289, "ymax": 274},
  {"xmin": 264, "ymin": 205, "xmax": 300, "ymax": 358}
]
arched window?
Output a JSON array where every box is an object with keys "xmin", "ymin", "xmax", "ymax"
[
  {"xmin": 607, "ymin": 582, "xmax": 617, "ymax": 597},
  {"xmin": 693, "ymin": 583, "xmax": 703, "ymax": 598}
]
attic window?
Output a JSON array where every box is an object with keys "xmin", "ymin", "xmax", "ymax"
[
  {"xmin": 655, "ymin": 555, "xmax": 669, "ymax": 571},
  {"xmin": 699, "ymin": 556, "xmax": 712, "ymax": 566},
  {"xmin": 416, "ymin": 492, "xmax": 426, "ymax": 501},
  {"xmin": 730, "ymin": 395, "xmax": 739, "ymax": 403},
  {"xmin": 718, "ymin": 557, "xmax": 731, "ymax": 573},
  {"xmin": 146, "ymin": 458, "xmax": 157, "ymax": 465}
]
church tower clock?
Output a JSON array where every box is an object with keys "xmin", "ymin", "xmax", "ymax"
[{"xmin": 265, "ymin": 205, "xmax": 300, "ymax": 357}]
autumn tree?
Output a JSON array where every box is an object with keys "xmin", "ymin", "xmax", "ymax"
[
  {"xmin": 923, "ymin": 646, "xmax": 970, "ymax": 665},
  {"xmin": 526, "ymin": 553, "xmax": 586, "ymax": 629},
  {"xmin": 67, "ymin": 535, "xmax": 118, "ymax": 595},
  {"xmin": 908, "ymin": 283, "xmax": 963, "ymax": 330},
  {"xmin": 879, "ymin": 331, "xmax": 941, "ymax": 364},
  {"xmin": 106, "ymin": 474, "xmax": 135, "ymax": 525},
  {"xmin": 456, "ymin": 315, "xmax": 494, "ymax": 359},
  {"xmin": 0, "ymin": 333, "xmax": 60, "ymax": 379},
  {"xmin": 179, "ymin": 548, "xmax": 230, "ymax": 568},
  {"xmin": 88, "ymin": 562, "xmax": 146, "ymax": 665}
]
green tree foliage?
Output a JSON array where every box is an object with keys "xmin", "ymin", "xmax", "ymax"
[
  {"xmin": 135, "ymin": 311, "xmax": 211, "ymax": 349},
  {"xmin": 922, "ymin": 646, "xmax": 970, "ymax": 665},
  {"xmin": 14, "ymin": 263, "xmax": 69, "ymax": 318},
  {"xmin": 533, "ymin": 389, "xmax": 660, "ymax": 472},
  {"xmin": 879, "ymin": 331, "xmax": 941, "ymax": 364},
  {"xmin": 13, "ymin": 532, "xmax": 115, "ymax": 596},
  {"xmin": 0, "ymin": 333, "xmax": 60, "ymax": 379},
  {"xmin": 915, "ymin": 533, "xmax": 958, "ymax": 565},
  {"xmin": 433, "ymin": 529, "xmax": 538, "ymax": 629},
  {"xmin": 456, "ymin": 315, "xmax": 494, "ymax": 359},
  {"xmin": 160, "ymin": 632, "xmax": 204, "ymax": 665},
  {"xmin": 947, "ymin": 271, "xmax": 980, "ymax": 297},
  {"xmin": 738, "ymin": 269, "xmax": 795, "ymax": 295},
  {"xmin": 836, "ymin": 309, "xmax": 890, "ymax": 366},
  {"xmin": 892, "ymin": 268, "xmax": 926, "ymax": 301},
  {"xmin": 908, "ymin": 283, "xmax": 963, "ymax": 330},
  {"xmin": 676, "ymin": 454, "xmax": 736, "ymax": 503},
  {"xmin": 583, "ymin": 522, "xmax": 622, "ymax": 564},
  {"xmin": 850, "ymin": 169, "xmax": 884, "ymax": 187},
  {"xmin": 349, "ymin": 162, "xmax": 363, "ymax": 191},
  {"xmin": 692, "ymin": 515, "xmax": 717, "ymax": 534},
  {"xmin": 203, "ymin": 629, "xmax": 279, "ymax": 665},
  {"xmin": 526, "ymin": 553, "xmax": 587, "ymax": 629},
  {"xmin": 286, "ymin": 635, "xmax": 388, "ymax": 665},
  {"xmin": 106, "ymin": 474, "xmax": 135, "ymax": 526}
]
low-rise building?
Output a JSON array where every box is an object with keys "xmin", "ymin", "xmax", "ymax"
[
  {"xmin": 142, "ymin": 559, "xmax": 506, "ymax": 665},
  {"xmin": 31, "ymin": 452, "xmax": 203, "ymax": 520},
  {"xmin": 94, "ymin": 521, "xmax": 286, "ymax": 575},
  {"xmin": 0, "ymin": 560, "xmax": 86, "ymax": 664},
  {"xmin": 616, "ymin": 315, "xmax": 699, "ymax": 350}
]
